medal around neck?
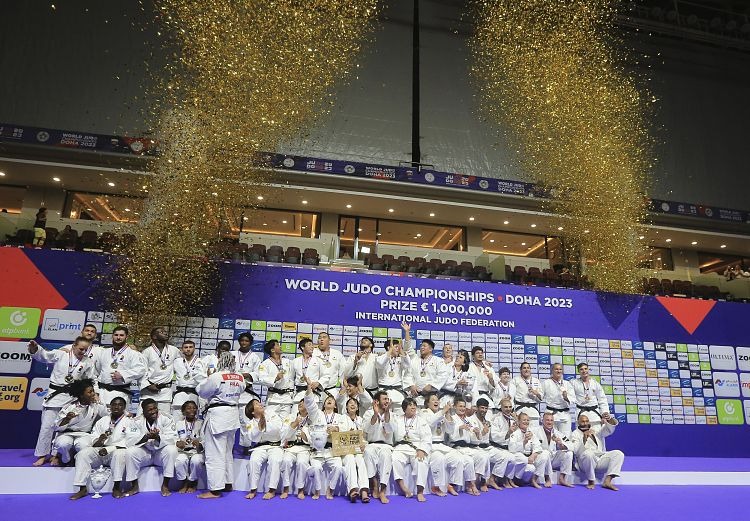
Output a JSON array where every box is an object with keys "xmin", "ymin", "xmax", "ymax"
[{"xmin": 89, "ymin": 465, "xmax": 112, "ymax": 498}]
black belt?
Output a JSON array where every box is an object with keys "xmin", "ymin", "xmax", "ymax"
[
  {"xmin": 175, "ymin": 386, "xmax": 197, "ymax": 395},
  {"xmin": 478, "ymin": 443, "xmax": 490, "ymax": 449},
  {"xmin": 268, "ymin": 388, "xmax": 294, "ymax": 395},
  {"xmin": 368, "ymin": 440, "xmax": 391, "ymax": 445},
  {"xmin": 515, "ymin": 402, "xmax": 538, "ymax": 411},
  {"xmin": 380, "ymin": 385, "xmax": 406, "ymax": 397},
  {"xmin": 148, "ymin": 381, "xmax": 173, "ymax": 390},
  {"xmin": 577, "ymin": 405, "xmax": 602, "ymax": 418},
  {"xmin": 98, "ymin": 382, "xmax": 132, "ymax": 395},
  {"xmin": 489, "ymin": 441, "xmax": 508, "ymax": 449},
  {"xmin": 47, "ymin": 382, "xmax": 70, "ymax": 400},
  {"xmin": 365, "ymin": 387, "xmax": 378, "ymax": 398},
  {"xmin": 253, "ymin": 441, "xmax": 281, "ymax": 448},
  {"xmin": 451, "ymin": 441, "xmax": 470, "ymax": 448},
  {"xmin": 203, "ymin": 402, "xmax": 234, "ymax": 414},
  {"xmin": 285, "ymin": 440, "xmax": 310, "ymax": 448},
  {"xmin": 547, "ymin": 406, "xmax": 570, "ymax": 413},
  {"xmin": 244, "ymin": 387, "xmax": 260, "ymax": 398}
]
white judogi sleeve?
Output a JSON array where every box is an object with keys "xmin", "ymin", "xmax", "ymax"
[
  {"xmin": 313, "ymin": 348, "xmax": 345, "ymax": 389},
  {"xmin": 196, "ymin": 371, "xmax": 245, "ymax": 433},
  {"xmin": 542, "ymin": 378, "xmax": 573, "ymax": 411},
  {"xmin": 508, "ymin": 429, "xmax": 542, "ymax": 455}
]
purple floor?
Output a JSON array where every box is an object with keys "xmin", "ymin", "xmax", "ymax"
[
  {"xmin": 1, "ymin": 486, "xmax": 748, "ymax": 521},
  {"xmin": 5, "ymin": 449, "xmax": 750, "ymax": 471}
]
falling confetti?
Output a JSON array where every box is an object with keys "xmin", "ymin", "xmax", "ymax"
[{"xmin": 471, "ymin": 0, "xmax": 654, "ymax": 293}]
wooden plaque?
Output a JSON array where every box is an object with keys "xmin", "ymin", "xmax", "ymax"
[{"xmin": 331, "ymin": 430, "xmax": 364, "ymax": 457}]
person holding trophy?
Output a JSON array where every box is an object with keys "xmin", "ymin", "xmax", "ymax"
[{"xmin": 174, "ymin": 400, "xmax": 204, "ymax": 494}]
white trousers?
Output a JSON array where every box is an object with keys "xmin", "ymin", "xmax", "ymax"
[
  {"xmin": 453, "ymin": 449, "xmax": 476, "ymax": 484},
  {"xmin": 309, "ymin": 456, "xmax": 343, "ymax": 492},
  {"xmin": 343, "ymin": 453, "xmax": 369, "ymax": 490},
  {"xmin": 248, "ymin": 445, "xmax": 283, "ymax": 491},
  {"xmin": 552, "ymin": 411, "xmax": 573, "ymax": 437},
  {"xmin": 495, "ymin": 450, "xmax": 528, "ymax": 478},
  {"xmin": 281, "ymin": 446, "xmax": 311, "ymax": 491},
  {"xmin": 175, "ymin": 451, "xmax": 205, "ymax": 481},
  {"xmin": 515, "ymin": 452, "xmax": 550, "ymax": 481},
  {"xmin": 34, "ymin": 407, "xmax": 61, "ymax": 457},
  {"xmin": 456, "ymin": 446, "xmax": 489, "ymax": 479},
  {"xmin": 392, "ymin": 449, "xmax": 429, "ymax": 489},
  {"xmin": 204, "ymin": 429, "xmax": 235, "ymax": 492},
  {"xmin": 544, "ymin": 450, "xmax": 573, "ymax": 476},
  {"xmin": 577, "ymin": 450, "xmax": 624, "ymax": 481},
  {"xmin": 125, "ymin": 445, "xmax": 178, "ymax": 481},
  {"xmin": 73, "ymin": 447, "xmax": 128, "ymax": 486},
  {"xmin": 487, "ymin": 447, "xmax": 514, "ymax": 478},
  {"xmin": 364, "ymin": 443, "xmax": 393, "ymax": 484},
  {"xmin": 429, "ymin": 444, "xmax": 462, "ymax": 489},
  {"xmin": 54, "ymin": 432, "xmax": 92, "ymax": 463}
]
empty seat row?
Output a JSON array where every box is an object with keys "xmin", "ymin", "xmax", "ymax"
[
  {"xmin": 214, "ymin": 241, "xmax": 320, "ymax": 265},
  {"xmin": 365, "ymin": 255, "xmax": 491, "ymax": 280},
  {"xmin": 3, "ymin": 227, "xmax": 136, "ymax": 252}
]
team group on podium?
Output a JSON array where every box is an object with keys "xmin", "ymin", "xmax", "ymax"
[{"xmin": 29, "ymin": 321, "xmax": 625, "ymax": 501}]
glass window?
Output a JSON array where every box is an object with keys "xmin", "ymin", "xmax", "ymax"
[
  {"xmin": 698, "ymin": 251, "xmax": 750, "ymax": 274},
  {"xmin": 238, "ymin": 208, "xmax": 319, "ymax": 238},
  {"xmin": 66, "ymin": 192, "xmax": 144, "ymax": 222},
  {"xmin": 639, "ymin": 247, "xmax": 674, "ymax": 271},
  {"xmin": 482, "ymin": 230, "xmax": 548, "ymax": 258},
  {"xmin": 0, "ymin": 185, "xmax": 26, "ymax": 214},
  {"xmin": 376, "ymin": 219, "xmax": 465, "ymax": 251}
]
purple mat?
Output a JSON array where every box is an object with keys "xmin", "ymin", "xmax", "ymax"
[
  {"xmin": 0, "ymin": 486, "xmax": 748, "ymax": 521},
  {"xmin": 5, "ymin": 449, "xmax": 750, "ymax": 471}
]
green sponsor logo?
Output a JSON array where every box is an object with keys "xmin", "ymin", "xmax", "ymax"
[
  {"xmin": 281, "ymin": 343, "xmax": 296, "ymax": 354},
  {"xmin": 676, "ymin": 344, "xmax": 687, "ymax": 353},
  {"xmin": 563, "ymin": 356, "xmax": 576, "ymax": 365},
  {"xmin": 536, "ymin": 336, "xmax": 549, "ymax": 345},
  {"xmin": 266, "ymin": 331, "xmax": 281, "ymax": 341},
  {"xmin": 550, "ymin": 345, "xmax": 563, "ymax": 355},
  {"xmin": 592, "ymin": 375, "xmax": 601, "ymax": 383},
  {"xmin": 717, "ymin": 399, "xmax": 744, "ymax": 425},
  {"xmin": 626, "ymin": 404, "xmax": 638, "ymax": 414},
  {"xmin": 372, "ymin": 327, "xmax": 388, "ymax": 337},
  {"xmin": 602, "ymin": 385, "xmax": 613, "ymax": 395},
  {"xmin": 102, "ymin": 323, "xmax": 116, "ymax": 334},
  {"xmin": 614, "ymin": 395, "xmax": 626, "ymax": 405},
  {"xmin": 638, "ymin": 414, "xmax": 651, "ymax": 424},
  {"xmin": 687, "ymin": 353, "xmax": 699, "ymax": 362},
  {"xmin": 0, "ymin": 307, "xmax": 41, "ymax": 339},
  {"xmin": 700, "ymin": 362, "xmax": 712, "ymax": 371},
  {"xmin": 251, "ymin": 320, "xmax": 266, "ymax": 330}
]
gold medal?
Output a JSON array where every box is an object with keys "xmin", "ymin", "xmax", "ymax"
[
  {"xmin": 420, "ymin": 371, "xmax": 426, "ymax": 377},
  {"xmin": 65, "ymin": 374, "xmax": 74, "ymax": 383},
  {"xmin": 110, "ymin": 362, "xmax": 118, "ymax": 369},
  {"xmin": 388, "ymin": 371, "xmax": 395, "ymax": 377},
  {"xmin": 325, "ymin": 361, "xmax": 331, "ymax": 368},
  {"xmin": 160, "ymin": 363, "xmax": 168, "ymax": 370},
  {"xmin": 436, "ymin": 426, "xmax": 442, "ymax": 435}
]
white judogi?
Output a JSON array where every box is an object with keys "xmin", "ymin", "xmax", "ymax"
[
  {"xmin": 124, "ymin": 413, "xmax": 179, "ymax": 482},
  {"xmin": 571, "ymin": 377, "xmax": 610, "ymax": 426},
  {"xmin": 542, "ymin": 377, "xmax": 575, "ymax": 436},
  {"xmin": 391, "ymin": 413, "xmax": 432, "ymax": 490},
  {"xmin": 404, "ymin": 343, "xmax": 448, "ymax": 406},
  {"xmin": 570, "ymin": 420, "xmax": 624, "ymax": 482},
  {"xmin": 440, "ymin": 364, "xmax": 478, "ymax": 407},
  {"xmin": 337, "ymin": 389, "xmax": 373, "ymax": 417},
  {"xmin": 533, "ymin": 425, "xmax": 573, "ymax": 477},
  {"xmin": 512, "ymin": 375, "xmax": 543, "ymax": 426},
  {"xmin": 290, "ymin": 354, "xmax": 322, "ymax": 404},
  {"xmin": 201, "ymin": 353, "xmax": 220, "ymax": 376},
  {"xmin": 342, "ymin": 351, "xmax": 379, "ymax": 393},
  {"xmin": 94, "ymin": 345, "xmax": 146, "ymax": 405},
  {"xmin": 31, "ymin": 346, "xmax": 96, "ymax": 457},
  {"xmin": 474, "ymin": 412, "xmax": 512, "ymax": 480},
  {"xmin": 244, "ymin": 413, "xmax": 284, "ymax": 492},
  {"xmin": 447, "ymin": 413, "xmax": 489, "ymax": 483},
  {"xmin": 489, "ymin": 414, "xmax": 526, "ymax": 480},
  {"xmin": 313, "ymin": 347, "xmax": 345, "ymax": 398},
  {"xmin": 421, "ymin": 408, "xmax": 462, "ymax": 490},
  {"xmin": 73, "ymin": 414, "xmax": 140, "ymax": 486},
  {"xmin": 492, "ymin": 380, "xmax": 516, "ymax": 409},
  {"xmin": 306, "ymin": 393, "xmax": 347, "ymax": 493},
  {"xmin": 172, "ymin": 355, "xmax": 206, "ymax": 420},
  {"xmin": 257, "ymin": 356, "xmax": 295, "ymax": 418},
  {"xmin": 53, "ymin": 401, "xmax": 108, "ymax": 462},
  {"xmin": 508, "ymin": 427, "xmax": 550, "ymax": 482},
  {"xmin": 280, "ymin": 414, "xmax": 312, "ymax": 492},
  {"xmin": 174, "ymin": 418, "xmax": 205, "ymax": 482},
  {"xmin": 341, "ymin": 415, "xmax": 368, "ymax": 492},
  {"xmin": 362, "ymin": 407, "xmax": 394, "ymax": 487},
  {"xmin": 140, "ymin": 343, "xmax": 181, "ymax": 415},
  {"xmin": 375, "ymin": 352, "xmax": 412, "ymax": 412},
  {"xmin": 196, "ymin": 371, "xmax": 245, "ymax": 492},
  {"xmin": 469, "ymin": 361, "xmax": 496, "ymax": 407},
  {"xmin": 234, "ymin": 349, "xmax": 262, "ymax": 403}
]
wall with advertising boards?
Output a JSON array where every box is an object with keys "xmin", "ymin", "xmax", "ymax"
[{"xmin": 0, "ymin": 247, "xmax": 748, "ymax": 456}]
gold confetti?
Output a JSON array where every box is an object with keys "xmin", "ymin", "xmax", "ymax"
[
  {"xmin": 104, "ymin": 0, "xmax": 379, "ymax": 342},
  {"xmin": 471, "ymin": 0, "xmax": 654, "ymax": 293}
]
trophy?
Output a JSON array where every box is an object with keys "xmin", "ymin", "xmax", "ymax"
[{"xmin": 89, "ymin": 465, "xmax": 112, "ymax": 498}]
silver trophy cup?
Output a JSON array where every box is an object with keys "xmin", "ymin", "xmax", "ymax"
[{"xmin": 89, "ymin": 465, "xmax": 112, "ymax": 498}]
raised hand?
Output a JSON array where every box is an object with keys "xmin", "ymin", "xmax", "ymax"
[{"xmin": 27, "ymin": 340, "xmax": 40, "ymax": 354}]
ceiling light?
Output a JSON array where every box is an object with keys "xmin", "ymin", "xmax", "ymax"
[
  {"xmin": 489, "ymin": 239, "xmax": 495, "ymax": 243},
  {"xmin": 429, "ymin": 212, "xmax": 435, "ymax": 217},
  {"xmin": 638, "ymin": 235, "xmax": 645, "ymax": 240},
  {"xmin": 0, "ymin": 171, "xmax": 5, "ymax": 176},
  {"xmin": 346, "ymin": 204, "xmax": 352, "ymax": 209},
  {"xmin": 243, "ymin": 216, "xmax": 248, "ymax": 221},
  {"xmin": 263, "ymin": 223, "xmax": 268, "ymax": 226},
  {"xmin": 257, "ymin": 195, "xmax": 264, "ymax": 200},
  {"xmin": 416, "ymin": 233, "xmax": 422, "ymax": 237},
  {"xmin": 469, "ymin": 217, "xmax": 475, "ymax": 221},
  {"xmin": 665, "ymin": 238, "xmax": 671, "ymax": 243},
  {"xmin": 340, "ymin": 229, "xmax": 345, "ymax": 233},
  {"xmin": 720, "ymin": 244, "xmax": 726, "ymax": 248},
  {"xmin": 301, "ymin": 200, "xmax": 308, "ymax": 204},
  {"xmin": 584, "ymin": 229, "xmax": 590, "ymax": 233},
  {"xmin": 86, "ymin": 207, "xmax": 92, "ymax": 211},
  {"xmin": 107, "ymin": 182, "xmax": 115, "ymax": 187},
  {"xmin": 388, "ymin": 208, "xmax": 394, "ymax": 213},
  {"xmin": 557, "ymin": 226, "xmax": 563, "ymax": 231},
  {"xmin": 282, "ymin": 220, "xmax": 287, "ymax": 224},
  {"xmin": 302, "ymin": 226, "xmax": 307, "ymax": 229},
  {"xmin": 358, "ymin": 228, "xmax": 362, "ymax": 232},
  {"xmin": 521, "ymin": 242, "xmax": 526, "ymax": 246},
  {"xmin": 691, "ymin": 241, "xmax": 697, "ymax": 245},
  {"xmin": 530, "ymin": 224, "xmax": 537, "ymax": 228},
  {"xmin": 52, "ymin": 177, "xmax": 61, "ymax": 182},
  {"xmin": 124, "ymin": 208, "xmax": 131, "ymax": 212},
  {"xmin": 656, "ymin": 257, "xmax": 662, "ymax": 261},
  {"xmin": 503, "ymin": 245, "xmax": 508, "ymax": 248},
  {"xmin": 503, "ymin": 220, "xmax": 509, "ymax": 225}
]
